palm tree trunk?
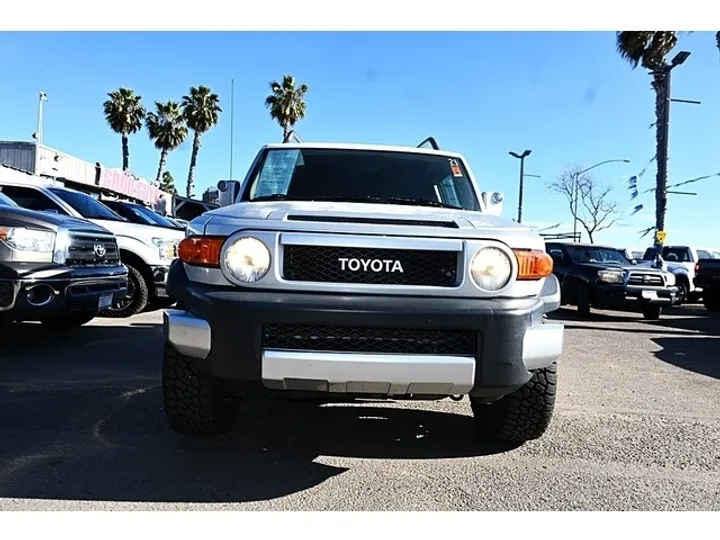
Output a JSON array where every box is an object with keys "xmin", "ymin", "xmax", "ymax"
[
  {"xmin": 187, "ymin": 131, "xmax": 201, "ymax": 198},
  {"xmin": 155, "ymin": 149, "xmax": 168, "ymax": 186},
  {"xmin": 651, "ymin": 69, "xmax": 668, "ymax": 248},
  {"xmin": 282, "ymin": 124, "xmax": 290, "ymax": 141},
  {"xmin": 122, "ymin": 135, "xmax": 129, "ymax": 171}
]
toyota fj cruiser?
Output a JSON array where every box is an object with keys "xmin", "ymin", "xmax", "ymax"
[{"xmin": 161, "ymin": 134, "xmax": 564, "ymax": 443}]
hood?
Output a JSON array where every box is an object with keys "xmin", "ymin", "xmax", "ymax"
[
  {"xmin": 575, "ymin": 261, "xmax": 666, "ymax": 274},
  {"xmin": 204, "ymin": 200, "xmax": 530, "ymax": 232},
  {"xmin": 0, "ymin": 206, "xmax": 112, "ymax": 233},
  {"xmin": 94, "ymin": 219, "xmax": 185, "ymax": 241}
]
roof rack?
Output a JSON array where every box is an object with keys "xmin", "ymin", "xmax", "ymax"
[
  {"xmin": 283, "ymin": 130, "xmax": 304, "ymax": 144},
  {"xmin": 416, "ymin": 137, "xmax": 440, "ymax": 150}
]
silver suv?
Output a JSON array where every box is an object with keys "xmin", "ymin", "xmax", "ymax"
[{"xmin": 161, "ymin": 136, "xmax": 564, "ymax": 443}]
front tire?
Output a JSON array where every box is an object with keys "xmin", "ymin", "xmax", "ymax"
[
  {"xmin": 674, "ymin": 281, "xmax": 689, "ymax": 306},
  {"xmin": 471, "ymin": 363, "xmax": 557, "ymax": 443},
  {"xmin": 162, "ymin": 344, "xmax": 240, "ymax": 436},
  {"xmin": 101, "ymin": 264, "xmax": 149, "ymax": 318},
  {"xmin": 642, "ymin": 304, "xmax": 662, "ymax": 320},
  {"xmin": 576, "ymin": 283, "xmax": 591, "ymax": 318},
  {"xmin": 703, "ymin": 292, "xmax": 720, "ymax": 313}
]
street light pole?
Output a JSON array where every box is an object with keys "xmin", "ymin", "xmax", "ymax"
[
  {"xmin": 571, "ymin": 158, "xmax": 631, "ymax": 242},
  {"xmin": 509, "ymin": 149, "xmax": 532, "ymax": 223}
]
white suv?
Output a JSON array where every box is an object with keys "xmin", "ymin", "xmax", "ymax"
[{"xmin": 160, "ymin": 136, "xmax": 564, "ymax": 443}]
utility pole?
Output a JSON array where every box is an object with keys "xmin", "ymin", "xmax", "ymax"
[
  {"xmin": 653, "ymin": 50, "xmax": 695, "ymax": 248},
  {"xmin": 229, "ymin": 78, "xmax": 235, "ymax": 181},
  {"xmin": 509, "ymin": 149, "xmax": 532, "ymax": 223},
  {"xmin": 34, "ymin": 91, "xmax": 48, "ymax": 175}
]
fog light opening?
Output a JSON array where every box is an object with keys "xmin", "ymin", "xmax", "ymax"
[{"xmin": 26, "ymin": 284, "xmax": 56, "ymax": 307}]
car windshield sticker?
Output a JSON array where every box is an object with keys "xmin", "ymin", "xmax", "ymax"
[
  {"xmin": 448, "ymin": 159, "xmax": 463, "ymax": 177},
  {"xmin": 254, "ymin": 150, "xmax": 302, "ymax": 197}
]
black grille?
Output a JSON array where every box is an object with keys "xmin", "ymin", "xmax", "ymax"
[
  {"xmin": 66, "ymin": 232, "xmax": 120, "ymax": 266},
  {"xmin": 627, "ymin": 272, "xmax": 664, "ymax": 286},
  {"xmin": 282, "ymin": 245, "xmax": 458, "ymax": 287},
  {"xmin": 286, "ymin": 215, "xmax": 459, "ymax": 228},
  {"xmin": 264, "ymin": 324, "xmax": 477, "ymax": 356}
]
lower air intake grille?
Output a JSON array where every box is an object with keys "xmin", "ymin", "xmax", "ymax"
[{"xmin": 263, "ymin": 324, "xmax": 477, "ymax": 356}]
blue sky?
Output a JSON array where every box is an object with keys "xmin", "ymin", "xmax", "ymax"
[{"xmin": 1, "ymin": 31, "xmax": 718, "ymax": 249}]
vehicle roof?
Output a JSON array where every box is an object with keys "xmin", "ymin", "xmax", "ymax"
[
  {"xmin": 545, "ymin": 241, "xmax": 619, "ymax": 250},
  {"xmin": 261, "ymin": 142, "xmax": 466, "ymax": 159}
]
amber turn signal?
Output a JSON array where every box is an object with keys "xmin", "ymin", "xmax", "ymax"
[
  {"xmin": 513, "ymin": 249, "xmax": 554, "ymax": 280},
  {"xmin": 178, "ymin": 236, "xmax": 226, "ymax": 268}
]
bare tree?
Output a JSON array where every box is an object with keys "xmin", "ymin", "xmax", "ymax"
[{"xmin": 547, "ymin": 165, "xmax": 622, "ymax": 243}]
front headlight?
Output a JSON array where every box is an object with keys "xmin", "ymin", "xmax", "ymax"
[
  {"xmin": 598, "ymin": 269, "xmax": 625, "ymax": 284},
  {"xmin": 0, "ymin": 226, "xmax": 56, "ymax": 255},
  {"xmin": 152, "ymin": 237, "xmax": 179, "ymax": 261},
  {"xmin": 665, "ymin": 273, "xmax": 676, "ymax": 286},
  {"xmin": 469, "ymin": 246, "xmax": 513, "ymax": 291},
  {"xmin": 223, "ymin": 236, "xmax": 271, "ymax": 283}
]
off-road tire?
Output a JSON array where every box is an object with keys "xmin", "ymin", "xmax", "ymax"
[
  {"xmin": 471, "ymin": 363, "xmax": 557, "ymax": 442},
  {"xmin": 703, "ymin": 293, "xmax": 720, "ymax": 313},
  {"xmin": 642, "ymin": 305, "xmax": 662, "ymax": 320},
  {"xmin": 576, "ymin": 283, "xmax": 591, "ymax": 318},
  {"xmin": 42, "ymin": 310, "xmax": 96, "ymax": 327},
  {"xmin": 101, "ymin": 264, "xmax": 149, "ymax": 318},
  {"xmin": 162, "ymin": 344, "xmax": 240, "ymax": 436}
]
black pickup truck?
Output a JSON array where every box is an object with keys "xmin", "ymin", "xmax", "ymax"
[
  {"xmin": 694, "ymin": 259, "xmax": 720, "ymax": 312},
  {"xmin": 0, "ymin": 197, "xmax": 128, "ymax": 327},
  {"xmin": 545, "ymin": 241, "xmax": 679, "ymax": 320}
]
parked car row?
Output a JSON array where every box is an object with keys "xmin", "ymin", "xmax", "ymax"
[
  {"xmin": 0, "ymin": 179, "xmax": 185, "ymax": 327},
  {"xmin": 545, "ymin": 240, "xmax": 720, "ymax": 319}
]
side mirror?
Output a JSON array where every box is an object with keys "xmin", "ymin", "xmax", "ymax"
[
  {"xmin": 217, "ymin": 180, "xmax": 241, "ymax": 206},
  {"xmin": 481, "ymin": 191, "xmax": 503, "ymax": 216}
]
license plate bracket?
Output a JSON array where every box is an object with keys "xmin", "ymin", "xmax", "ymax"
[
  {"xmin": 641, "ymin": 290, "xmax": 658, "ymax": 300},
  {"xmin": 98, "ymin": 293, "xmax": 113, "ymax": 310}
]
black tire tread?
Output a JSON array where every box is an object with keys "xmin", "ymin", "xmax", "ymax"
[
  {"xmin": 162, "ymin": 344, "xmax": 239, "ymax": 436},
  {"xmin": 471, "ymin": 363, "xmax": 557, "ymax": 442},
  {"xmin": 102, "ymin": 264, "xmax": 149, "ymax": 318}
]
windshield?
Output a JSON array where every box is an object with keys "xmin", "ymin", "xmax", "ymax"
[
  {"xmin": 49, "ymin": 188, "xmax": 126, "ymax": 221},
  {"xmin": 642, "ymin": 246, "xmax": 691, "ymax": 262},
  {"xmin": 129, "ymin": 203, "xmax": 183, "ymax": 229},
  {"xmin": 0, "ymin": 192, "xmax": 17, "ymax": 207},
  {"xmin": 566, "ymin": 245, "xmax": 630, "ymax": 265},
  {"xmin": 241, "ymin": 148, "xmax": 480, "ymax": 211}
]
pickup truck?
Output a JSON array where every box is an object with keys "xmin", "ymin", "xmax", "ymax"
[
  {"xmin": 640, "ymin": 245, "xmax": 718, "ymax": 303},
  {"xmin": 694, "ymin": 259, "xmax": 720, "ymax": 312},
  {"xmin": 546, "ymin": 241, "xmax": 678, "ymax": 319},
  {"xmin": 0, "ymin": 180, "xmax": 184, "ymax": 317},
  {"xmin": 0, "ymin": 193, "xmax": 128, "ymax": 327}
]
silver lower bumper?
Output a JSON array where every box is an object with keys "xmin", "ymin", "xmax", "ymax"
[{"xmin": 163, "ymin": 310, "xmax": 564, "ymax": 393}]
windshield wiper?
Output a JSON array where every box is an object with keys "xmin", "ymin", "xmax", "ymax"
[
  {"xmin": 387, "ymin": 197, "xmax": 462, "ymax": 210},
  {"xmin": 250, "ymin": 194, "xmax": 296, "ymax": 202},
  {"xmin": 314, "ymin": 195, "xmax": 384, "ymax": 204}
]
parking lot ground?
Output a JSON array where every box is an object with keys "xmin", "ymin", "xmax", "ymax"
[{"xmin": 1, "ymin": 305, "xmax": 719, "ymax": 511}]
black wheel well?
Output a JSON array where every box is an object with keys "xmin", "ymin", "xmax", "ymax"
[
  {"xmin": 119, "ymin": 249, "xmax": 154, "ymax": 293},
  {"xmin": 675, "ymin": 274, "xmax": 690, "ymax": 286}
]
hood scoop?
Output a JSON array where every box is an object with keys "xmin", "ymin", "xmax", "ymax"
[{"xmin": 285, "ymin": 214, "xmax": 460, "ymax": 229}]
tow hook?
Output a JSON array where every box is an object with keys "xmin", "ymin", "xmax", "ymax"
[{"xmin": 450, "ymin": 394, "xmax": 464, "ymax": 401}]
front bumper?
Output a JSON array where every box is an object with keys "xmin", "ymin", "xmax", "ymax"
[
  {"xmin": 590, "ymin": 282, "xmax": 679, "ymax": 310},
  {"xmin": 164, "ymin": 263, "xmax": 564, "ymax": 399},
  {"xmin": 0, "ymin": 265, "xmax": 128, "ymax": 322}
]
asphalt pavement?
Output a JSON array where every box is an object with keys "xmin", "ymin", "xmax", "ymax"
[{"xmin": 1, "ymin": 304, "xmax": 719, "ymax": 511}]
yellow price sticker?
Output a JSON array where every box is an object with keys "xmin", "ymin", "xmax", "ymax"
[{"xmin": 655, "ymin": 230, "xmax": 667, "ymax": 244}]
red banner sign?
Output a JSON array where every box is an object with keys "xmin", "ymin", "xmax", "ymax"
[{"xmin": 99, "ymin": 168, "xmax": 162, "ymax": 206}]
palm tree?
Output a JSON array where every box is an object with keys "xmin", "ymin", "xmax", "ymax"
[
  {"xmin": 616, "ymin": 32, "xmax": 680, "ymax": 244},
  {"xmin": 158, "ymin": 170, "xmax": 178, "ymax": 195},
  {"xmin": 617, "ymin": 32, "xmax": 720, "ymax": 244},
  {"xmin": 146, "ymin": 100, "xmax": 188, "ymax": 185},
  {"xmin": 102, "ymin": 88, "xmax": 146, "ymax": 171},
  {"xmin": 181, "ymin": 86, "xmax": 222, "ymax": 198},
  {"xmin": 264, "ymin": 75, "xmax": 309, "ymax": 140}
]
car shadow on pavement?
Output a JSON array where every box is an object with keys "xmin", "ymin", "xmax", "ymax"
[
  {"xmin": 0, "ymin": 322, "xmax": 515, "ymax": 504},
  {"xmin": 651, "ymin": 336, "xmax": 720, "ymax": 380}
]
